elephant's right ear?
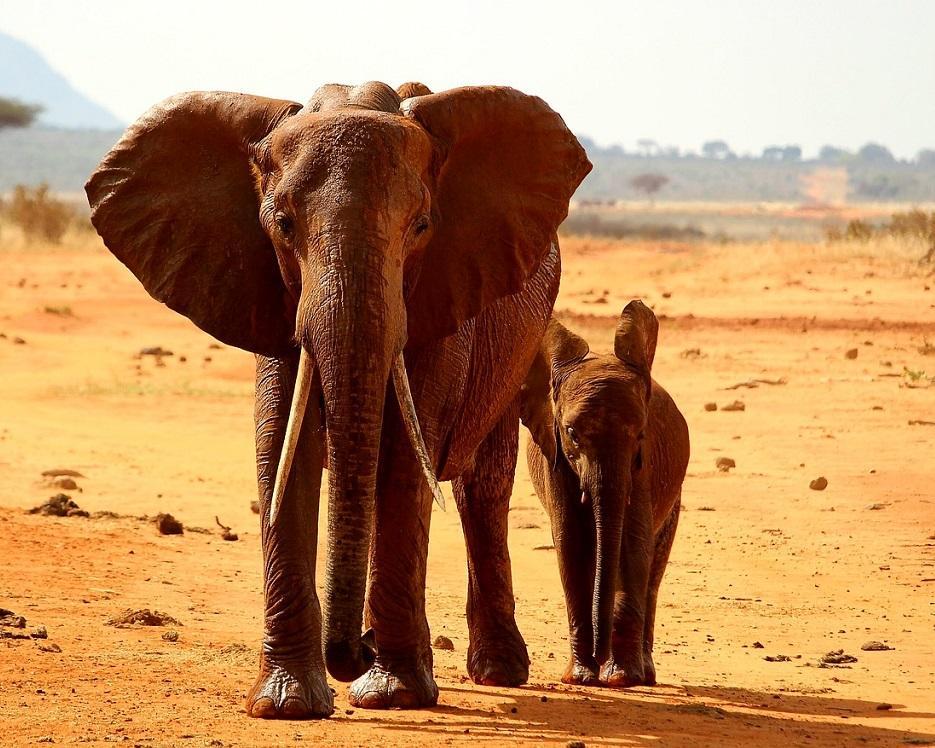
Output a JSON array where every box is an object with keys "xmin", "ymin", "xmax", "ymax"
[
  {"xmin": 86, "ymin": 92, "xmax": 302, "ymax": 355},
  {"xmin": 543, "ymin": 318, "xmax": 590, "ymax": 395}
]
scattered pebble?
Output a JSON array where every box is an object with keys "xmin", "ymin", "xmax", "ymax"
[
  {"xmin": 36, "ymin": 642, "xmax": 62, "ymax": 653},
  {"xmin": 721, "ymin": 400, "xmax": 745, "ymax": 412},
  {"xmin": 50, "ymin": 476, "xmax": 79, "ymax": 490},
  {"xmin": 809, "ymin": 477, "xmax": 828, "ymax": 491},
  {"xmin": 155, "ymin": 513, "xmax": 184, "ymax": 535},
  {"xmin": 764, "ymin": 654, "xmax": 791, "ymax": 662},
  {"xmin": 432, "ymin": 635, "xmax": 454, "ymax": 651},
  {"xmin": 752, "ymin": 641, "xmax": 765, "ymax": 649},
  {"xmin": 162, "ymin": 630, "xmax": 179, "ymax": 642},
  {"xmin": 31, "ymin": 625, "xmax": 48, "ymax": 640},
  {"xmin": 866, "ymin": 503, "xmax": 887, "ymax": 511},
  {"xmin": 41, "ymin": 468, "xmax": 85, "ymax": 479},
  {"xmin": 704, "ymin": 402, "xmax": 718, "ymax": 412},
  {"xmin": 139, "ymin": 346, "xmax": 173, "ymax": 357},
  {"xmin": 845, "ymin": 348, "xmax": 859, "ymax": 359},
  {"xmin": 250, "ymin": 500, "xmax": 261, "ymax": 514}
]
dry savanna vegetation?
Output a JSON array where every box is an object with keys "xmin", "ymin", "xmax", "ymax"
[{"xmin": 1, "ymin": 195, "xmax": 933, "ymax": 746}]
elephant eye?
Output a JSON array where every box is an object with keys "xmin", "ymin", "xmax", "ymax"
[
  {"xmin": 565, "ymin": 425, "xmax": 579, "ymax": 446},
  {"xmin": 274, "ymin": 212, "xmax": 293, "ymax": 237},
  {"xmin": 413, "ymin": 214, "xmax": 430, "ymax": 236}
]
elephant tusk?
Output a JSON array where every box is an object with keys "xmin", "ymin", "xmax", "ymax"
[
  {"xmin": 269, "ymin": 347, "xmax": 313, "ymax": 525},
  {"xmin": 391, "ymin": 353, "xmax": 446, "ymax": 511}
]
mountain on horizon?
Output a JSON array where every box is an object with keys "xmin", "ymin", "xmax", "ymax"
[{"xmin": 0, "ymin": 30, "xmax": 122, "ymax": 130}]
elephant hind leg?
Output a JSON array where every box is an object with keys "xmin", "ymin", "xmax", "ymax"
[
  {"xmin": 453, "ymin": 398, "xmax": 530, "ymax": 687},
  {"xmin": 641, "ymin": 496, "xmax": 681, "ymax": 686}
]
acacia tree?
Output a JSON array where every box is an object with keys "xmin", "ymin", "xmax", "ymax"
[
  {"xmin": 630, "ymin": 173, "xmax": 669, "ymax": 203},
  {"xmin": 0, "ymin": 97, "xmax": 41, "ymax": 130}
]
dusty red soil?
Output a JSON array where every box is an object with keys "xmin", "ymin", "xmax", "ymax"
[{"xmin": 1, "ymin": 233, "xmax": 933, "ymax": 746}]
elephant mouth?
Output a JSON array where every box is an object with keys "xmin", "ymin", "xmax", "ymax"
[{"xmin": 268, "ymin": 346, "xmax": 444, "ymax": 525}]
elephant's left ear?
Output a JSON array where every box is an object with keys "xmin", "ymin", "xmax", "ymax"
[
  {"xmin": 615, "ymin": 300, "xmax": 659, "ymax": 398},
  {"xmin": 402, "ymin": 86, "xmax": 591, "ymax": 343}
]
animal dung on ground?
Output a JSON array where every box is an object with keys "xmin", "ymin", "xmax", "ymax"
[
  {"xmin": 721, "ymin": 400, "xmax": 746, "ymax": 412},
  {"xmin": 28, "ymin": 494, "xmax": 89, "ymax": 518},
  {"xmin": 432, "ymin": 635, "xmax": 454, "ymax": 651},
  {"xmin": 106, "ymin": 609, "xmax": 182, "ymax": 627},
  {"xmin": 215, "ymin": 516, "xmax": 239, "ymax": 541},
  {"xmin": 40, "ymin": 468, "xmax": 85, "ymax": 479},
  {"xmin": 162, "ymin": 630, "xmax": 179, "ymax": 642},
  {"xmin": 861, "ymin": 640, "xmax": 895, "ymax": 651},
  {"xmin": 764, "ymin": 654, "xmax": 791, "ymax": 662},
  {"xmin": 809, "ymin": 477, "xmax": 828, "ymax": 491},
  {"xmin": 704, "ymin": 402, "xmax": 718, "ymax": 412},
  {"xmin": 49, "ymin": 476, "xmax": 79, "ymax": 490},
  {"xmin": 716, "ymin": 457, "xmax": 736, "ymax": 472},
  {"xmin": 154, "ymin": 513, "xmax": 184, "ymax": 535},
  {"xmin": 845, "ymin": 348, "xmax": 859, "ymax": 359},
  {"xmin": 820, "ymin": 649, "xmax": 857, "ymax": 665},
  {"xmin": 139, "ymin": 346, "xmax": 173, "ymax": 357}
]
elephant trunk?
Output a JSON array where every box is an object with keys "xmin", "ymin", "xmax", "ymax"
[{"xmin": 591, "ymin": 469, "xmax": 625, "ymax": 665}]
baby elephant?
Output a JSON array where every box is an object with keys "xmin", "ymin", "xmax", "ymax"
[{"xmin": 520, "ymin": 301, "xmax": 689, "ymax": 687}]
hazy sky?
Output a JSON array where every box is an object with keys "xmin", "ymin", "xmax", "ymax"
[{"xmin": 3, "ymin": 0, "xmax": 934, "ymax": 157}]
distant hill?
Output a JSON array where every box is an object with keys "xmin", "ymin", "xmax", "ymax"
[{"xmin": 0, "ymin": 30, "xmax": 122, "ymax": 129}]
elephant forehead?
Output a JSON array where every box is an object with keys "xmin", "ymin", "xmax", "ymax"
[
  {"xmin": 562, "ymin": 359, "xmax": 646, "ymax": 425},
  {"xmin": 270, "ymin": 111, "xmax": 434, "ymax": 174}
]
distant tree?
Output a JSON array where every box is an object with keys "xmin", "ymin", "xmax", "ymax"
[
  {"xmin": 630, "ymin": 173, "xmax": 669, "ymax": 202},
  {"xmin": 857, "ymin": 142, "xmax": 895, "ymax": 164},
  {"xmin": 855, "ymin": 175, "xmax": 900, "ymax": 199},
  {"xmin": 781, "ymin": 145, "xmax": 802, "ymax": 162},
  {"xmin": 702, "ymin": 140, "xmax": 732, "ymax": 159},
  {"xmin": 636, "ymin": 138, "xmax": 657, "ymax": 157},
  {"xmin": 0, "ymin": 97, "xmax": 41, "ymax": 130},
  {"xmin": 661, "ymin": 145, "xmax": 681, "ymax": 158},
  {"xmin": 819, "ymin": 145, "xmax": 850, "ymax": 162},
  {"xmin": 916, "ymin": 149, "xmax": 935, "ymax": 167},
  {"xmin": 762, "ymin": 146, "xmax": 784, "ymax": 161}
]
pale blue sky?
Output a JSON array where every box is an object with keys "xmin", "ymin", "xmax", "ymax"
[{"xmin": 2, "ymin": 0, "xmax": 933, "ymax": 157}]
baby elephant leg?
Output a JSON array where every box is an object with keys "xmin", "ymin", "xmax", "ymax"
[{"xmin": 642, "ymin": 498, "xmax": 680, "ymax": 685}]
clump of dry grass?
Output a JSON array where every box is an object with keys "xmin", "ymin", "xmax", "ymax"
[
  {"xmin": 0, "ymin": 184, "xmax": 96, "ymax": 249},
  {"xmin": 825, "ymin": 209, "xmax": 935, "ymax": 270}
]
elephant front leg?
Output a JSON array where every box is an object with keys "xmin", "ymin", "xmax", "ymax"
[
  {"xmin": 603, "ymin": 476, "xmax": 654, "ymax": 688},
  {"xmin": 453, "ymin": 401, "xmax": 530, "ymax": 687},
  {"xmin": 246, "ymin": 355, "xmax": 332, "ymax": 719},
  {"xmin": 348, "ymin": 404, "xmax": 438, "ymax": 710}
]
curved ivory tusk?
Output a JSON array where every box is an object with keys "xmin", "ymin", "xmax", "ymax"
[
  {"xmin": 392, "ymin": 353, "xmax": 446, "ymax": 511},
  {"xmin": 269, "ymin": 348, "xmax": 314, "ymax": 525}
]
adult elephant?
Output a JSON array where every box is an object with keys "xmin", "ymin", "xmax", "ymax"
[{"xmin": 86, "ymin": 81, "xmax": 590, "ymax": 718}]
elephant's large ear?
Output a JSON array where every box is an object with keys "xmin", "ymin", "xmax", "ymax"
[
  {"xmin": 614, "ymin": 300, "xmax": 658, "ymax": 398},
  {"xmin": 521, "ymin": 319, "xmax": 589, "ymax": 466},
  {"xmin": 85, "ymin": 92, "xmax": 302, "ymax": 355},
  {"xmin": 402, "ymin": 87, "xmax": 591, "ymax": 343}
]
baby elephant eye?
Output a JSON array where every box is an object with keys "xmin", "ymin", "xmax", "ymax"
[
  {"xmin": 274, "ymin": 212, "xmax": 293, "ymax": 237},
  {"xmin": 413, "ymin": 214, "xmax": 430, "ymax": 236},
  {"xmin": 565, "ymin": 425, "xmax": 579, "ymax": 446}
]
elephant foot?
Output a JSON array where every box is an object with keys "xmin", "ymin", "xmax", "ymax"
[
  {"xmin": 246, "ymin": 655, "xmax": 334, "ymax": 719},
  {"xmin": 467, "ymin": 623, "xmax": 530, "ymax": 687},
  {"xmin": 561, "ymin": 657, "xmax": 600, "ymax": 686},
  {"xmin": 600, "ymin": 655, "xmax": 648, "ymax": 688},
  {"xmin": 348, "ymin": 654, "xmax": 439, "ymax": 709},
  {"xmin": 642, "ymin": 647, "xmax": 657, "ymax": 686}
]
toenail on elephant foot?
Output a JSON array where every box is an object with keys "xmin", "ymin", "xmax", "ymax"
[
  {"xmin": 348, "ymin": 660, "xmax": 439, "ymax": 709},
  {"xmin": 246, "ymin": 660, "xmax": 334, "ymax": 719},
  {"xmin": 600, "ymin": 658, "xmax": 647, "ymax": 688},
  {"xmin": 468, "ymin": 639, "xmax": 530, "ymax": 687},
  {"xmin": 561, "ymin": 658, "xmax": 600, "ymax": 686}
]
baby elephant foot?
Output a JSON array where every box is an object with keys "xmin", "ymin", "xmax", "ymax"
[
  {"xmin": 600, "ymin": 654, "xmax": 648, "ymax": 688},
  {"xmin": 467, "ymin": 625, "xmax": 530, "ymax": 687},
  {"xmin": 246, "ymin": 655, "xmax": 334, "ymax": 719},
  {"xmin": 642, "ymin": 647, "xmax": 657, "ymax": 685},
  {"xmin": 561, "ymin": 657, "xmax": 600, "ymax": 686},
  {"xmin": 349, "ymin": 655, "xmax": 439, "ymax": 709}
]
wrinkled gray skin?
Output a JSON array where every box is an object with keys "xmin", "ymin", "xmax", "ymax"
[{"xmin": 521, "ymin": 302, "xmax": 689, "ymax": 687}]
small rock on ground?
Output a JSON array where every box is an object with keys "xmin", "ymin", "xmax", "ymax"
[
  {"xmin": 432, "ymin": 635, "xmax": 454, "ymax": 651},
  {"xmin": 28, "ymin": 494, "xmax": 88, "ymax": 518},
  {"xmin": 809, "ymin": 477, "xmax": 828, "ymax": 491},
  {"xmin": 716, "ymin": 457, "xmax": 736, "ymax": 472},
  {"xmin": 821, "ymin": 649, "xmax": 857, "ymax": 664},
  {"xmin": 861, "ymin": 640, "xmax": 894, "ymax": 651},
  {"xmin": 845, "ymin": 348, "xmax": 859, "ymax": 359},
  {"xmin": 162, "ymin": 630, "xmax": 179, "ymax": 642},
  {"xmin": 704, "ymin": 402, "xmax": 718, "ymax": 412},
  {"xmin": 721, "ymin": 400, "xmax": 746, "ymax": 412}
]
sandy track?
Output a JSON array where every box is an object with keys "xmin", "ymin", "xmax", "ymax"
[{"xmin": 1, "ymin": 235, "xmax": 933, "ymax": 746}]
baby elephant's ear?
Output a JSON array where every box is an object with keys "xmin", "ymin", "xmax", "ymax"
[
  {"xmin": 615, "ymin": 300, "xmax": 659, "ymax": 382},
  {"xmin": 544, "ymin": 318, "xmax": 589, "ymax": 385}
]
